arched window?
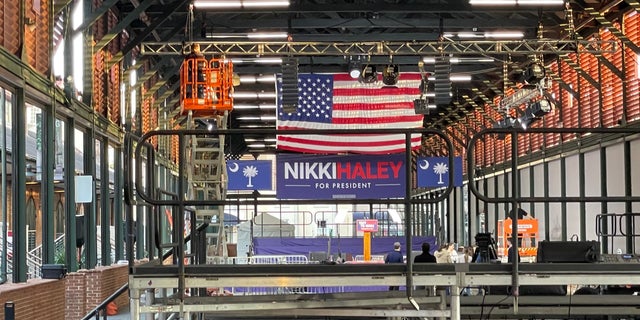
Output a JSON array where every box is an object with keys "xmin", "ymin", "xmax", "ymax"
[
  {"xmin": 26, "ymin": 196, "xmax": 37, "ymax": 251},
  {"xmin": 55, "ymin": 200, "xmax": 65, "ymax": 237}
]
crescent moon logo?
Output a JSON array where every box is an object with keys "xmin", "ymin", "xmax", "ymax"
[
  {"xmin": 419, "ymin": 159, "xmax": 429, "ymax": 170},
  {"xmin": 228, "ymin": 162, "xmax": 239, "ymax": 172}
]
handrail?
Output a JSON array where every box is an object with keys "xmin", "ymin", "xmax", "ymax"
[
  {"xmin": 80, "ymin": 283, "xmax": 128, "ymax": 320},
  {"xmin": 80, "ymin": 222, "xmax": 208, "ymax": 320}
]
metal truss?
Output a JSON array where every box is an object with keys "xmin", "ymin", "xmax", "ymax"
[{"xmin": 141, "ymin": 39, "xmax": 617, "ymax": 56}]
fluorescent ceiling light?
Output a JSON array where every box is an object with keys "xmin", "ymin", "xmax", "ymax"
[
  {"xmin": 242, "ymin": 124, "xmax": 273, "ymax": 128},
  {"xmin": 232, "ymin": 91, "xmax": 278, "ymax": 99},
  {"xmin": 247, "ymin": 32, "xmax": 289, "ymax": 39},
  {"xmin": 423, "ymin": 57, "xmax": 494, "ymax": 63},
  {"xmin": 243, "ymin": 1, "xmax": 290, "ymax": 7},
  {"xmin": 238, "ymin": 75, "xmax": 276, "ymax": 84},
  {"xmin": 194, "ymin": 0, "xmax": 290, "ymax": 9},
  {"xmin": 457, "ymin": 32, "xmax": 485, "ymax": 39},
  {"xmin": 206, "ymin": 32, "xmax": 289, "ymax": 40},
  {"xmin": 469, "ymin": 0, "xmax": 516, "ymax": 4},
  {"xmin": 232, "ymin": 104, "xmax": 259, "ymax": 109},
  {"xmin": 231, "ymin": 58, "xmax": 283, "ymax": 64},
  {"xmin": 236, "ymin": 115, "xmax": 276, "ymax": 121},
  {"xmin": 485, "ymin": 31, "xmax": 524, "ymax": 38},
  {"xmin": 257, "ymin": 75, "xmax": 276, "ymax": 83},
  {"xmin": 246, "ymin": 138, "xmax": 277, "ymax": 142},
  {"xmin": 247, "ymin": 144, "xmax": 266, "ymax": 148},
  {"xmin": 427, "ymin": 75, "xmax": 472, "ymax": 82},
  {"xmin": 469, "ymin": 0, "xmax": 562, "ymax": 4},
  {"xmin": 443, "ymin": 31, "xmax": 523, "ymax": 39},
  {"xmin": 516, "ymin": 0, "xmax": 563, "ymax": 4}
]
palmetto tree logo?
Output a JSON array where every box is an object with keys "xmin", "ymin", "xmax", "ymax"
[
  {"xmin": 433, "ymin": 162, "xmax": 449, "ymax": 185},
  {"xmin": 243, "ymin": 165, "xmax": 259, "ymax": 187}
]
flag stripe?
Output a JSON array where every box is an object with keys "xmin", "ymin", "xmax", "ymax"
[
  {"xmin": 276, "ymin": 140, "xmax": 422, "ymax": 154},
  {"xmin": 278, "ymin": 119, "xmax": 423, "ymax": 130},
  {"xmin": 331, "ymin": 115, "xmax": 423, "ymax": 125},
  {"xmin": 277, "ymin": 134, "xmax": 423, "ymax": 145},
  {"xmin": 332, "ymin": 102, "xmax": 417, "ymax": 110},
  {"xmin": 277, "ymin": 72, "xmax": 424, "ymax": 154}
]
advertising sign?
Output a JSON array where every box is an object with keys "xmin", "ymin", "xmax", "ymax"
[{"xmin": 276, "ymin": 154, "xmax": 406, "ymax": 199}]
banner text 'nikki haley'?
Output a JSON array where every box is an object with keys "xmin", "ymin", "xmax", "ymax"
[{"xmin": 276, "ymin": 154, "xmax": 406, "ymax": 199}]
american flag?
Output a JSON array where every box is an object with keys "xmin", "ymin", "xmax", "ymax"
[{"xmin": 276, "ymin": 73, "xmax": 424, "ymax": 154}]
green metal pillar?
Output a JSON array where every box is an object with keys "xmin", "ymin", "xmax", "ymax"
[
  {"xmin": 543, "ymin": 161, "xmax": 551, "ymax": 240},
  {"xmin": 100, "ymin": 140, "xmax": 111, "ymax": 265},
  {"xmin": 64, "ymin": 117, "xmax": 77, "ymax": 271},
  {"xmin": 114, "ymin": 146, "xmax": 124, "ymax": 261},
  {"xmin": 12, "ymin": 87, "xmax": 27, "ymax": 282},
  {"xmin": 41, "ymin": 100, "xmax": 56, "ymax": 264},
  {"xmin": 624, "ymin": 141, "xmax": 633, "ymax": 252},
  {"xmin": 560, "ymin": 157, "xmax": 567, "ymax": 241},
  {"xmin": 579, "ymin": 152, "xmax": 586, "ymax": 242},
  {"xmin": 84, "ymin": 133, "xmax": 97, "ymax": 268},
  {"xmin": 0, "ymin": 89, "xmax": 7, "ymax": 282},
  {"xmin": 600, "ymin": 147, "xmax": 609, "ymax": 252}
]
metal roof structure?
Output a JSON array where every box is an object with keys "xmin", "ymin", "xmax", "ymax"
[{"xmin": 86, "ymin": 0, "xmax": 632, "ymax": 156}]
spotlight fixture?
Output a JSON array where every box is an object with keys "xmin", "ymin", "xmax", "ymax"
[
  {"xmin": 382, "ymin": 64, "xmax": 399, "ymax": 86},
  {"xmin": 523, "ymin": 62, "xmax": 546, "ymax": 84},
  {"xmin": 493, "ymin": 116, "xmax": 520, "ymax": 139},
  {"xmin": 359, "ymin": 65, "xmax": 377, "ymax": 83},
  {"xmin": 493, "ymin": 116, "xmax": 518, "ymax": 129},
  {"xmin": 413, "ymin": 99, "xmax": 436, "ymax": 115},
  {"xmin": 527, "ymin": 99, "xmax": 552, "ymax": 117},
  {"xmin": 349, "ymin": 59, "xmax": 362, "ymax": 79}
]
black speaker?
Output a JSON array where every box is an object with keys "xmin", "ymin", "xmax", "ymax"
[
  {"xmin": 75, "ymin": 215, "xmax": 84, "ymax": 249},
  {"xmin": 434, "ymin": 56, "xmax": 451, "ymax": 106},
  {"xmin": 537, "ymin": 240, "xmax": 600, "ymax": 263},
  {"xmin": 281, "ymin": 57, "xmax": 299, "ymax": 113}
]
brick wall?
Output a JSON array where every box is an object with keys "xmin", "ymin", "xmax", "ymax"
[
  {"xmin": 0, "ymin": 264, "xmax": 130, "ymax": 320},
  {"xmin": 0, "ymin": 279, "xmax": 66, "ymax": 319},
  {"xmin": 65, "ymin": 264, "xmax": 129, "ymax": 320}
]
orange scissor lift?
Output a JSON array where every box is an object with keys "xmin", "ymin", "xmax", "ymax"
[
  {"xmin": 497, "ymin": 218, "xmax": 539, "ymax": 261},
  {"xmin": 180, "ymin": 52, "xmax": 234, "ymax": 117},
  {"xmin": 178, "ymin": 46, "xmax": 235, "ymax": 266}
]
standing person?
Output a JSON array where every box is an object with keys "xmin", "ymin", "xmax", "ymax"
[
  {"xmin": 434, "ymin": 243, "xmax": 451, "ymax": 263},
  {"xmin": 449, "ymin": 243, "xmax": 459, "ymax": 263},
  {"xmin": 463, "ymin": 247, "xmax": 475, "ymax": 263},
  {"xmin": 385, "ymin": 242, "xmax": 404, "ymax": 290},
  {"xmin": 414, "ymin": 242, "xmax": 437, "ymax": 263},
  {"xmin": 414, "ymin": 242, "xmax": 437, "ymax": 295}
]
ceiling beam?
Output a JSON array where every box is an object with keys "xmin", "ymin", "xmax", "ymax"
[
  {"xmin": 141, "ymin": 39, "xmax": 615, "ymax": 56},
  {"xmin": 94, "ymin": 0, "xmax": 157, "ymax": 52},
  {"xmin": 74, "ymin": 0, "xmax": 120, "ymax": 35},
  {"xmin": 107, "ymin": 0, "xmax": 190, "ymax": 67}
]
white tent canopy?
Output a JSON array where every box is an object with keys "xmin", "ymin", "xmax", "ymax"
[{"xmin": 236, "ymin": 213, "xmax": 295, "ymax": 258}]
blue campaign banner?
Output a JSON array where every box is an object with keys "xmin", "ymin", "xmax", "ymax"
[
  {"xmin": 276, "ymin": 154, "xmax": 406, "ymax": 200},
  {"xmin": 416, "ymin": 156, "xmax": 463, "ymax": 188},
  {"xmin": 227, "ymin": 160, "xmax": 273, "ymax": 191}
]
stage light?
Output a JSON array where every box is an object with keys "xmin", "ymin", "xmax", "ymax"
[
  {"xmin": 493, "ymin": 116, "xmax": 518, "ymax": 129},
  {"xmin": 359, "ymin": 65, "xmax": 377, "ymax": 83},
  {"xmin": 349, "ymin": 61, "xmax": 361, "ymax": 79},
  {"xmin": 528, "ymin": 99, "xmax": 552, "ymax": 117},
  {"xmin": 413, "ymin": 99, "xmax": 437, "ymax": 115},
  {"xmin": 523, "ymin": 62, "xmax": 546, "ymax": 84},
  {"xmin": 382, "ymin": 64, "xmax": 399, "ymax": 86}
]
